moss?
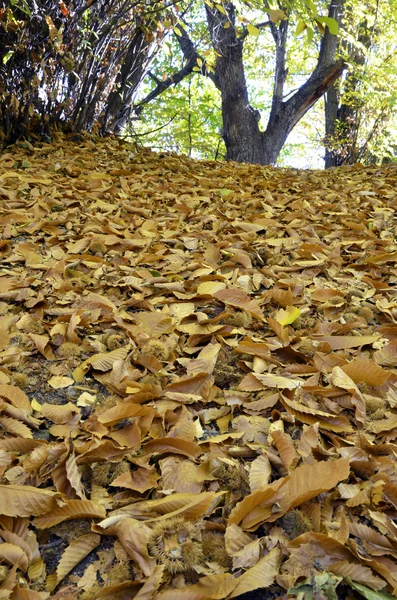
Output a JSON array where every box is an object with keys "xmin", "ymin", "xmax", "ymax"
[
  {"xmin": 223, "ymin": 311, "xmax": 253, "ymax": 328},
  {"xmin": 212, "ymin": 461, "xmax": 249, "ymax": 493},
  {"xmin": 16, "ymin": 314, "xmax": 45, "ymax": 334},
  {"xmin": 357, "ymin": 306, "xmax": 374, "ymax": 322},
  {"xmin": 297, "ymin": 339, "xmax": 316, "ymax": 357},
  {"xmin": 110, "ymin": 460, "xmax": 130, "ymax": 483},
  {"xmin": 9, "ymin": 332, "xmax": 31, "ymax": 348},
  {"xmin": 139, "ymin": 374, "xmax": 160, "ymax": 386},
  {"xmin": 89, "ymin": 240, "xmax": 107, "ymax": 255},
  {"xmin": 364, "ymin": 395, "xmax": 386, "ymax": 419},
  {"xmin": 0, "ymin": 566, "xmax": 8, "ymax": 583},
  {"xmin": 102, "ymin": 561, "xmax": 132, "ymax": 585},
  {"xmin": 91, "ymin": 462, "xmax": 111, "ymax": 487},
  {"xmin": 105, "ymin": 333, "xmax": 125, "ymax": 350},
  {"xmin": 213, "ymin": 352, "xmax": 243, "ymax": 389}
]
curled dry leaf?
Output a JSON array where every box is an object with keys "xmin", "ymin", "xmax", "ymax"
[{"xmin": 229, "ymin": 458, "xmax": 350, "ymax": 530}]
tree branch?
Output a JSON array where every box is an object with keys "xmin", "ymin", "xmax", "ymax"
[
  {"xmin": 282, "ymin": 0, "xmax": 346, "ymax": 132},
  {"xmin": 135, "ymin": 21, "xmax": 219, "ymax": 109}
]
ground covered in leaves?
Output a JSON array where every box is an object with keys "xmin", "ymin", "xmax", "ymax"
[{"xmin": 1, "ymin": 134, "xmax": 397, "ymax": 600}]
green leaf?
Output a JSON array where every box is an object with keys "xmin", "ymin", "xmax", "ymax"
[
  {"xmin": 2, "ymin": 51, "xmax": 14, "ymax": 65},
  {"xmin": 306, "ymin": 26, "xmax": 314, "ymax": 42},
  {"xmin": 247, "ymin": 23, "xmax": 260, "ymax": 37},
  {"xmin": 219, "ymin": 188, "xmax": 233, "ymax": 197},
  {"xmin": 295, "ymin": 20, "xmax": 306, "ymax": 36},
  {"xmin": 10, "ymin": 0, "xmax": 31, "ymax": 16},
  {"xmin": 305, "ymin": 0, "xmax": 316, "ymax": 15},
  {"xmin": 346, "ymin": 580, "xmax": 396, "ymax": 600},
  {"xmin": 322, "ymin": 16, "xmax": 339, "ymax": 35},
  {"xmin": 173, "ymin": 26, "xmax": 182, "ymax": 36}
]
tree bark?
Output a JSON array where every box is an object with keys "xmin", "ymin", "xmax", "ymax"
[
  {"xmin": 324, "ymin": 22, "xmax": 371, "ymax": 168},
  {"xmin": 205, "ymin": 2, "xmax": 265, "ymax": 163}
]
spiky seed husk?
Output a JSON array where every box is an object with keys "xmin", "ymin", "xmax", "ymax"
[
  {"xmin": 148, "ymin": 517, "xmax": 204, "ymax": 574},
  {"xmin": 280, "ymin": 509, "xmax": 313, "ymax": 539}
]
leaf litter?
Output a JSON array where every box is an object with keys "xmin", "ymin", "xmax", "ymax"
[{"xmin": 0, "ymin": 134, "xmax": 397, "ymax": 599}]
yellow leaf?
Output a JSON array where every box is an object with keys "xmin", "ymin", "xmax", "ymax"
[
  {"xmin": 295, "ymin": 19, "xmax": 306, "ymax": 35},
  {"xmin": 274, "ymin": 305, "xmax": 301, "ymax": 326},
  {"xmin": 247, "ymin": 23, "xmax": 260, "ymax": 37},
  {"xmin": 48, "ymin": 376, "xmax": 74, "ymax": 389},
  {"xmin": 31, "ymin": 397, "xmax": 41, "ymax": 412},
  {"xmin": 269, "ymin": 8, "xmax": 286, "ymax": 22}
]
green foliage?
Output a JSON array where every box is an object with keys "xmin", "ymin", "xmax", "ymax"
[
  {"xmin": 131, "ymin": 0, "xmax": 339, "ymax": 163},
  {"xmin": 132, "ymin": 75, "xmax": 224, "ymax": 160},
  {"xmin": 288, "ymin": 573, "xmax": 341, "ymax": 599},
  {"xmin": 325, "ymin": 0, "xmax": 397, "ymax": 165},
  {"xmin": 346, "ymin": 579, "xmax": 397, "ymax": 600}
]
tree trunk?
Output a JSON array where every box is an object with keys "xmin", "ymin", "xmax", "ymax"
[
  {"xmin": 205, "ymin": 3, "xmax": 265, "ymax": 163},
  {"xmin": 205, "ymin": 0, "xmax": 345, "ymax": 165},
  {"xmin": 324, "ymin": 22, "xmax": 371, "ymax": 167}
]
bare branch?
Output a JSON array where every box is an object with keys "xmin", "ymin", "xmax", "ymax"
[{"xmin": 135, "ymin": 20, "xmax": 219, "ymax": 109}]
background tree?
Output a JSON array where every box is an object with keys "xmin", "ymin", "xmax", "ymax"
[
  {"xmin": 324, "ymin": 0, "xmax": 397, "ymax": 167},
  {"xmin": 0, "ymin": 0, "xmax": 166, "ymax": 147}
]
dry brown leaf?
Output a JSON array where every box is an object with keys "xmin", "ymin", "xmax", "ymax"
[
  {"xmin": 114, "ymin": 518, "xmax": 156, "ymax": 577},
  {"xmin": 213, "ymin": 288, "xmax": 264, "ymax": 320},
  {"xmin": 47, "ymin": 533, "xmax": 100, "ymax": 591},
  {"xmin": 143, "ymin": 438, "xmax": 202, "ymax": 459},
  {"xmin": 229, "ymin": 457, "xmax": 350, "ymax": 530},
  {"xmin": 0, "ymin": 485, "xmax": 57, "ymax": 517},
  {"xmin": 4, "ymin": 134, "xmax": 397, "ymax": 597},
  {"xmin": 340, "ymin": 358, "xmax": 390, "ymax": 386},
  {"xmin": 111, "ymin": 467, "xmax": 159, "ymax": 492},
  {"xmin": 0, "ymin": 543, "xmax": 29, "ymax": 572},
  {"xmin": 0, "ymin": 385, "xmax": 32, "ymax": 411},
  {"xmin": 33, "ymin": 499, "xmax": 105, "ymax": 528}
]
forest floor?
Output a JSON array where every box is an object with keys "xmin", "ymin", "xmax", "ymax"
[{"xmin": 0, "ymin": 133, "xmax": 397, "ymax": 600}]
